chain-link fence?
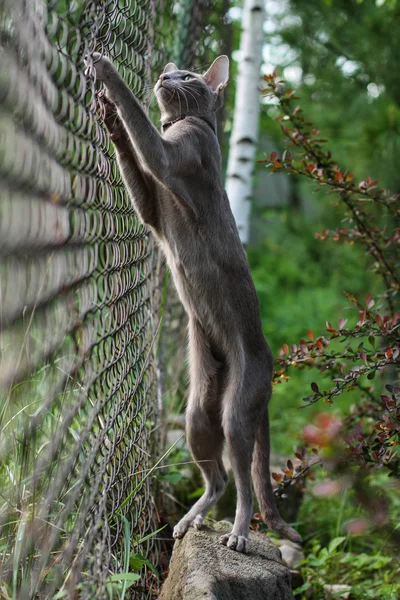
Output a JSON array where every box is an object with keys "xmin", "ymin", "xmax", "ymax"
[
  {"xmin": 0, "ymin": 0, "xmax": 230, "ymax": 596},
  {"xmin": 0, "ymin": 0, "xmax": 174, "ymax": 597}
]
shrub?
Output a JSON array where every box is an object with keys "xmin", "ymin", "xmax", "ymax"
[{"xmin": 258, "ymin": 71, "xmax": 400, "ymax": 539}]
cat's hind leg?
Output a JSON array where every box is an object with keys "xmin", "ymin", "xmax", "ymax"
[
  {"xmin": 218, "ymin": 351, "xmax": 268, "ymax": 553},
  {"xmin": 173, "ymin": 398, "xmax": 226, "ymax": 539},
  {"xmin": 173, "ymin": 320, "xmax": 227, "ymax": 539}
]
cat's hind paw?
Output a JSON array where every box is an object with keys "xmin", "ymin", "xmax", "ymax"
[
  {"xmin": 173, "ymin": 514, "xmax": 205, "ymax": 539},
  {"xmin": 193, "ymin": 515, "xmax": 204, "ymax": 530},
  {"xmin": 219, "ymin": 533, "xmax": 248, "ymax": 553},
  {"xmin": 172, "ymin": 519, "xmax": 190, "ymax": 540}
]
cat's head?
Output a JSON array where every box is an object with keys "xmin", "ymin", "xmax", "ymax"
[{"xmin": 154, "ymin": 55, "xmax": 229, "ymax": 127}]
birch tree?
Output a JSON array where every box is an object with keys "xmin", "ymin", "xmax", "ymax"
[{"xmin": 226, "ymin": 0, "xmax": 265, "ymax": 244}]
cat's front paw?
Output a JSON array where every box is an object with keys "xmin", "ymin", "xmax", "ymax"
[
  {"xmin": 97, "ymin": 93, "xmax": 124, "ymax": 138},
  {"xmin": 87, "ymin": 52, "xmax": 115, "ymax": 81}
]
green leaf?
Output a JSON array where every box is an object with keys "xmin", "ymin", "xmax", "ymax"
[
  {"xmin": 118, "ymin": 435, "xmax": 184, "ymax": 511},
  {"xmin": 188, "ymin": 486, "xmax": 205, "ymax": 499},
  {"xmin": 136, "ymin": 524, "xmax": 167, "ymax": 545},
  {"xmin": 129, "ymin": 553, "xmax": 158, "ymax": 576},
  {"xmin": 53, "ymin": 591, "xmax": 69, "ymax": 599},
  {"xmin": 161, "ymin": 470, "xmax": 182, "ymax": 484},
  {"xmin": 293, "ymin": 582, "xmax": 311, "ymax": 596},
  {"xmin": 328, "ymin": 536, "xmax": 346, "ymax": 554},
  {"xmin": 109, "ymin": 573, "xmax": 141, "ymax": 583}
]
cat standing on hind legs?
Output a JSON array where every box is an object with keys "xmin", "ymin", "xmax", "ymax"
[{"xmin": 90, "ymin": 52, "xmax": 302, "ymax": 552}]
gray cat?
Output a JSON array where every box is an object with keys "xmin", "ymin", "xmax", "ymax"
[{"xmin": 91, "ymin": 53, "xmax": 302, "ymax": 552}]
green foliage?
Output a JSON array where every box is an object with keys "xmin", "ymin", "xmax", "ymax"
[
  {"xmin": 246, "ymin": 10, "xmax": 400, "ymax": 594},
  {"xmin": 247, "ymin": 207, "xmax": 381, "ymax": 455},
  {"xmin": 270, "ymin": 0, "xmax": 400, "ymax": 189},
  {"xmin": 259, "ymin": 70, "xmax": 399, "ymax": 479},
  {"xmin": 248, "ymin": 214, "xmax": 375, "ymax": 354},
  {"xmin": 294, "ymin": 533, "xmax": 400, "ymax": 600}
]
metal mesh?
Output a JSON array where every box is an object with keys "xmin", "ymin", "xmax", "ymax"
[
  {"xmin": 0, "ymin": 0, "xmax": 174, "ymax": 598},
  {"xmin": 174, "ymin": 0, "xmax": 210, "ymax": 68}
]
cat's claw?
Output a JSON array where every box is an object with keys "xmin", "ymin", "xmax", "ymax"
[
  {"xmin": 173, "ymin": 514, "xmax": 205, "ymax": 539},
  {"xmin": 219, "ymin": 533, "xmax": 248, "ymax": 553},
  {"xmin": 87, "ymin": 52, "xmax": 114, "ymax": 81},
  {"xmin": 172, "ymin": 524, "xmax": 187, "ymax": 539},
  {"xmin": 193, "ymin": 515, "xmax": 204, "ymax": 530},
  {"xmin": 173, "ymin": 518, "xmax": 192, "ymax": 539}
]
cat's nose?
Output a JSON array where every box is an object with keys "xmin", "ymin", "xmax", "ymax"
[{"xmin": 159, "ymin": 73, "xmax": 171, "ymax": 82}]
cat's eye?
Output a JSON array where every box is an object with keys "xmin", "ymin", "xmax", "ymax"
[{"xmin": 183, "ymin": 75, "xmax": 192, "ymax": 81}]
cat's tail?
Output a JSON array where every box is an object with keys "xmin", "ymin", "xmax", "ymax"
[{"xmin": 251, "ymin": 408, "xmax": 303, "ymax": 544}]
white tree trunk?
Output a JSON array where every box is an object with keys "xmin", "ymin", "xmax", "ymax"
[{"xmin": 225, "ymin": 0, "xmax": 265, "ymax": 244}]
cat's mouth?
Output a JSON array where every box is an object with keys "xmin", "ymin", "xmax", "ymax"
[{"xmin": 154, "ymin": 79, "xmax": 174, "ymax": 95}]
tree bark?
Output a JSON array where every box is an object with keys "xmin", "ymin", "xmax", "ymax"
[{"xmin": 225, "ymin": 0, "xmax": 265, "ymax": 244}]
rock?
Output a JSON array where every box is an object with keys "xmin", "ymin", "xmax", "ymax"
[
  {"xmin": 159, "ymin": 520, "xmax": 295, "ymax": 600},
  {"xmin": 273, "ymin": 539, "xmax": 305, "ymax": 569},
  {"xmin": 323, "ymin": 584, "xmax": 352, "ymax": 599}
]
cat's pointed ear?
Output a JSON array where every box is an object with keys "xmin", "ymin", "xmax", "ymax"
[
  {"xmin": 163, "ymin": 62, "xmax": 178, "ymax": 73},
  {"xmin": 204, "ymin": 55, "xmax": 229, "ymax": 93}
]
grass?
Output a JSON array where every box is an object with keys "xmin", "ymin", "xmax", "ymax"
[{"xmin": 0, "ymin": 353, "xmax": 162, "ymax": 599}]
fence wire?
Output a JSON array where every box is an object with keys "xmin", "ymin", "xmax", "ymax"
[{"xmin": 0, "ymin": 0, "xmax": 176, "ymax": 598}]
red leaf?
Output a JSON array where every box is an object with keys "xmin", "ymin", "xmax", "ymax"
[
  {"xmin": 357, "ymin": 310, "xmax": 366, "ymax": 327},
  {"xmin": 307, "ymin": 330, "xmax": 314, "ymax": 340}
]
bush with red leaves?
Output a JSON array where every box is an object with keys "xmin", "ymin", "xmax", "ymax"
[{"xmin": 259, "ymin": 72, "xmax": 400, "ymax": 532}]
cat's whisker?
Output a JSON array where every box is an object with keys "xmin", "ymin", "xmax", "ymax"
[
  {"xmin": 177, "ymin": 86, "xmax": 190, "ymax": 114},
  {"xmin": 146, "ymin": 92, "xmax": 156, "ymax": 111},
  {"xmin": 164, "ymin": 88, "xmax": 176, "ymax": 107},
  {"xmin": 143, "ymin": 88, "xmax": 155, "ymax": 106},
  {"xmin": 180, "ymin": 86, "xmax": 200, "ymax": 113},
  {"xmin": 177, "ymin": 89, "xmax": 182, "ymax": 118},
  {"xmin": 181, "ymin": 84, "xmax": 202, "ymax": 99},
  {"xmin": 187, "ymin": 63, "xmax": 209, "ymax": 74}
]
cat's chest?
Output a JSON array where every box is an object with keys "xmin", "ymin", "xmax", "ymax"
[{"xmin": 161, "ymin": 236, "xmax": 187, "ymax": 281}]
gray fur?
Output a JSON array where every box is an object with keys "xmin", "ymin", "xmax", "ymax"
[{"xmin": 91, "ymin": 53, "xmax": 302, "ymax": 551}]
